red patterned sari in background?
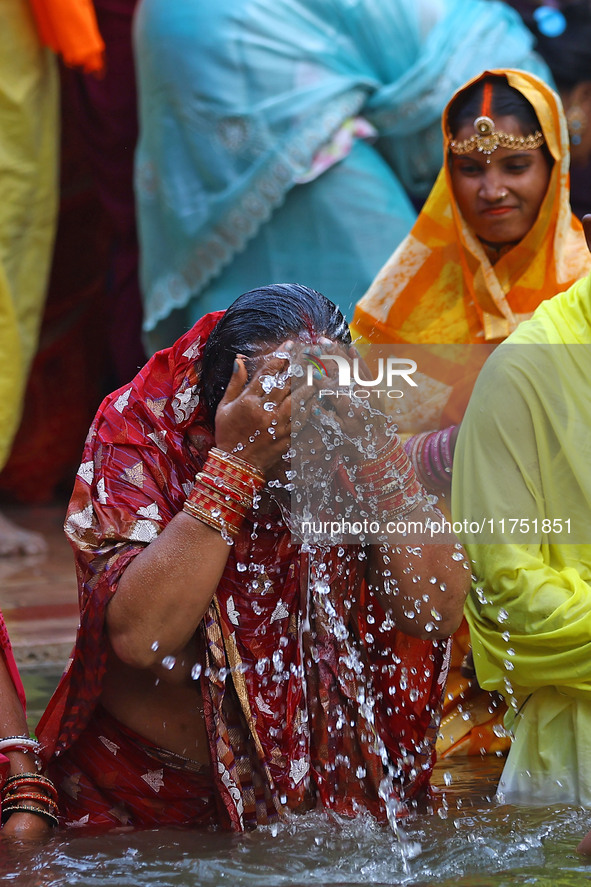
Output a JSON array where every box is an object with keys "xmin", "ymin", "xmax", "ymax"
[
  {"xmin": 0, "ymin": 613, "xmax": 25, "ymax": 714},
  {"xmin": 0, "ymin": 612, "xmax": 27, "ymax": 796},
  {"xmin": 37, "ymin": 312, "xmax": 449, "ymax": 831}
]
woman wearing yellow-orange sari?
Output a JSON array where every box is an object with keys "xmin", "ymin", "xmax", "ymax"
[{"xmin": 352, "ymin": 69, "xmax": 591, "ymax": 758}]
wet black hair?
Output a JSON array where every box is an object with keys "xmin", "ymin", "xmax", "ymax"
[
  {"xmin": 447, "ymin": 74, "xmax": 542, "ymax": 137},
  {"xmin": 201, "ymin": 282, "xmax": 350, "ymax": 418},
  {"xmin": 524, "ymin": 3, "xmax": 591, "ymax": 91}
]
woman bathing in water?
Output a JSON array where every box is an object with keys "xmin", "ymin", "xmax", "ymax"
[{"xmin": 37, "ymin": 283, "xmax": 470, "ymax": 830}]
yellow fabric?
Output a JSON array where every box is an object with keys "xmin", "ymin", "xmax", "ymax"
[
  {"xmin": 0, "ymin": 0, "xmax": 59, "ymax": 470},
  {"xmin": 352, "ymin": 69, "xmax": 591, "ymax": 361},
  {"xmin": 452, "ymin": 273, "xmax": 591, "ymax": 802}
]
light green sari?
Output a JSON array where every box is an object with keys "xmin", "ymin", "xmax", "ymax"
[{"xmin": 453, "ymin": 273, "xmax": 591, "ymax": 804}]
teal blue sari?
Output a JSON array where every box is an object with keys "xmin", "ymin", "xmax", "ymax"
[{"xmin": 133, "ymin": 0, "xmax": 551, "ymax": 351}]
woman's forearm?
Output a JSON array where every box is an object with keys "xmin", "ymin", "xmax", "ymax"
[{"xmin": 106, "ymin": 512, "xmax": 233, "ymax": 668}]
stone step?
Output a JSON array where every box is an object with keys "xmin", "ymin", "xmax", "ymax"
[{"xmin": 1, "ymin": 504, "xmax": 78, "ymax": 670}]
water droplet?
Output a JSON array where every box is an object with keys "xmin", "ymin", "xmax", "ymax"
[
  {"xmin": 475, "ymin": 585, "xmax": 487, "ymax": 604},
  {"xmin": 161, "ymin": 655, "xmax": 176, "ymax": 670},
  {"xmin": 191, "ymin": 663, "xmax": 202, "ymax": 680},
  {"xmin": 151, "ymin": 641, "xmax": 159, "ymax": 652},
  {"xmin": 255, "ymin": 657, "xmax": 268, "ymax": 675}
]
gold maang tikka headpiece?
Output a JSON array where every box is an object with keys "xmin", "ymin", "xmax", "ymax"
[{"xmin": 448, "ymin": 81, "xmax": 544, "ymax": 160}]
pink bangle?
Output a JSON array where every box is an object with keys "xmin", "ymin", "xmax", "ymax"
[{"xmin": 404, "ymin": 426, "xmax": 459, "ymax": 490}]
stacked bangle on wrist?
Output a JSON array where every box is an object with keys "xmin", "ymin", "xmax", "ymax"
[
  {"xmin": 355, "ymin": 434, "xmax": 424, "ymax": 519},
  {"xmin": 403, "ymin": 425, "xmax": 459, "ymax": 490},
  {"xmin": 1, "ymin": 772, "xmax": 59, "ymax": 827},
  {"xmin": 183, "ymin": 447, "xmax": 265, "ymax": 539}
]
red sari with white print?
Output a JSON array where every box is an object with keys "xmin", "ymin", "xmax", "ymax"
[{"xmin": 37, "ymin": 312, "xmax": 449, "ymax": 830}]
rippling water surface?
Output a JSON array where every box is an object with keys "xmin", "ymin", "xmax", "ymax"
[{"xmin": 6, "ymin": 673, "xmax": 591, "ymax": 886}]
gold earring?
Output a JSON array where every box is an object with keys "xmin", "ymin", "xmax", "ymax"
[{"xmin": 567, "ymin": 104, "xmax": 587, "ymax": 146}]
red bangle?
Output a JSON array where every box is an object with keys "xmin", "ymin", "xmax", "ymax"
[
  {"xmin": 2, "ymin": 773, "xmax": 58, "ymax": 802},
  {"xmin": 356, "ymin": 435, "xmax": 424, "ymax": 519},
  {"xmin": 183, "ymin": 447, "xmax": 265, "ymax": 538}
]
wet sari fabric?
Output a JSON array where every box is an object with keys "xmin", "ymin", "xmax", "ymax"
[
  {"xmin": 50, "ymin": 705, "xmax": 220, "ymax": 829},
  {"xmin": 37, "ymin": 312, "xmax": 447, "ymax": 830}
]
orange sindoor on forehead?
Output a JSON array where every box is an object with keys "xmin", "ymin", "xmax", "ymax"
[
  {"xmin": 480, "ymin": 81, "xmax": 494, "ymax": 119},
  {"xmin": 476, "ymin": 82, "xmax": 495, "ymax": 161},
  {"xmin": 449, "ymin": 79, "xmax": 544, "ymax": 159}
]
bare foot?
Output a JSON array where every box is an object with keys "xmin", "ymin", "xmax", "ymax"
[{"xmin": 0, "ymin": 510, "xmax": 47, "ymax": 557}]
